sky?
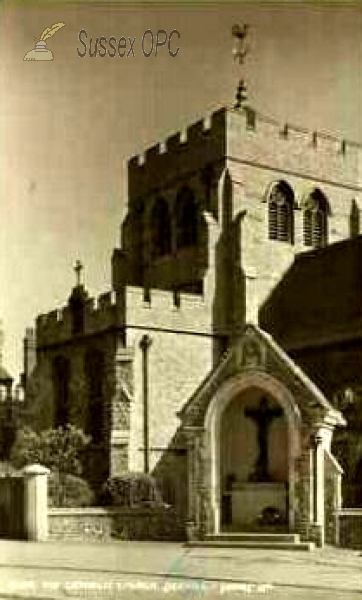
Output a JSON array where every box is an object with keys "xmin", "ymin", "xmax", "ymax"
[{"xmin": 0, "ymin": 0, "xmax": 362, "ymax": 378}]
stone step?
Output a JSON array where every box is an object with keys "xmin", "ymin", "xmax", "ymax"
[
  {"xmin": 186, "ymin": 539, "xmax": 315, "ymax": 551},
  {"xmin": 205, "ymin": 532, "xmax": 301, "ymax": 543}
]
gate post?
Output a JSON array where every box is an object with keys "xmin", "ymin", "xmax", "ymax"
[{"xmin": 23, "ymin": 464, "xmax": 50, "ymax": 541}]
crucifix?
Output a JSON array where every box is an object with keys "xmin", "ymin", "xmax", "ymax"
[
  {"xmin": 74, "ymin": 260, "xmax": 83, "ymax": 287},
  {"xmin": 244, "ymin": 397, "xmax": 283, "ymax": 482}
]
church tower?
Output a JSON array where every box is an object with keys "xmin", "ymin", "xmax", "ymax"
[
  {"xmin": 112, "ymin": 94, "xmax": 362, "ymax": 351},
  {"xmin": 27, "ymin": 24, "xmax": 361, "ymax": 546}
]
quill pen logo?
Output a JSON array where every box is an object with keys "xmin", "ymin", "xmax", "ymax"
[{"xmin": 24, "ymin": 23, "xmax": 65, "ymax": 61}]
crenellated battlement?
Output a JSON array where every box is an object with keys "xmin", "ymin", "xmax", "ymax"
[
  {"xmin": 128, "ymin": 109, "xmax": 226, "ymax": 198},
  {"xmin": 226, "ymin": 108, "xmax": 362, "ymax": 189},
  {"xmin": 36, "ymin": 284, "xmax": 213, "ymax": 349},
  {"xmin": 121, "ymin": 285, "xmax": 212, "ymax": 334},
  {"xmin": 124, "ymin": 285, "xmax": 207, "ymax": 309},
  {"xmin": 129, "ymin": 111, "xmax": 217, "ymax": 169},
  {"xmin": 36, "ymin": 290, "xmax": 119, "ymax": 347},
  {"xmin": 128, "ymin": 106, "xmax": 362, "ymax": 200},
  {"xmin": 235, "ymin": 108, "xmax": 362, "ymax": 155}
]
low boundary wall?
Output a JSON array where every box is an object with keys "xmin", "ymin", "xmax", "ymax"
[
  {"xmin": 335, "ymin": 508, "xmax": 362, "ymax": 549},
  {"xmin": 48, "ymin": 506, "xmax": 186, "ymax": 542}
]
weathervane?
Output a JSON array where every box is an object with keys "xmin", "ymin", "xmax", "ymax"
[{"xmin": 232, "ymin": 24, "xmax": 250, "ymax": 109}]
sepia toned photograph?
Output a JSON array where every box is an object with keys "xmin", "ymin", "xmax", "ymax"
[{"xmin": 0, "ymin": 0, "xmax": 361, "ymax": 598}]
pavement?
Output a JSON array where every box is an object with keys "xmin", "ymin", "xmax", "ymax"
[{"xmin": 0, "ymin": 540, "xmax": 361, "ymax": 599}]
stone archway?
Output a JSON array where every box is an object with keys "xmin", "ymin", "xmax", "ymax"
[
  {"xmin": 203, "ymin": 371, "xmax": 302, "ymax": 535},
  {"xmin": 220, "ymin": 389, "xmax": 289, "ymax": 530}
]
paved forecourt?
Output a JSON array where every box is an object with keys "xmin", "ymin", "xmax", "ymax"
[{"xmin": 0, "ymin": 541, "xmax": 361, "ymax": 599}]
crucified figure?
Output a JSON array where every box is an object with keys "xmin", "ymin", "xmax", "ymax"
[{"xmin": 244, "ymin": 397, "xmax": 283, "ymax": 481}]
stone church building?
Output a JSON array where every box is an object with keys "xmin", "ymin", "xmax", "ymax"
[{"xmin": 25, "ymin": 104, "xmax": 362, "ymax": 547}]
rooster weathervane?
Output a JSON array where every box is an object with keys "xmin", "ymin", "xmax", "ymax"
[{"xmin": 232, "ymin": 24, "xmax": 250, "ymax": 109}]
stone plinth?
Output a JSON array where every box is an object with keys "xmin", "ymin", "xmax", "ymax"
[{"xmin": 231, "ymin": 482, "xmax": 287, "ymax": 526}]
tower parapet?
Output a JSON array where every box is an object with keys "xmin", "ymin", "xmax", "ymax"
[
  {"xmin": 128, "ymin": 108, "xmax": 227, "ymax": 200},
  {"xmin": 128, "ymin": 106, "xmax": 362, "ymax": 207},
  {"xmin": 36, "ymin": 284, "xmax": 214, "ymax": 349},
  {"xmin": 36, "ymin": 290, "xmax": 118, "ymax": 347},
  {"xmin": 226, "ymin": 108, "xmax": 362, "ymax": 188},
  {"xmin": 121, "ymin": 285, "xmax": 212, "ymax": 335}
]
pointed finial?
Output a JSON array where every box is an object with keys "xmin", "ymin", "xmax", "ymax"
[
  {"xmin": 232, "ymin": 23, "xmax": 250, "ymax": 109},
  {"xmin": 74, "ymin": 260, "xmax": 83, "ymax": 287}
]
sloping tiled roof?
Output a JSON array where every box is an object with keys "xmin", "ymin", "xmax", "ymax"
[
  {"xmin": 179, "ymin": 323, "xmax": 345, "ymax": 427},
  {"xmin": 260, "ymin": 236, "xmax": 362, "ymax": 350},
  {"xmin": 254, "ymin": 325, "xmax": 345, "ymax": 426}
]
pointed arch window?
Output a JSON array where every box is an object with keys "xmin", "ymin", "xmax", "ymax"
[
  {"xmin": 150, "ymin": 197, "xmax": 171, "ymax": 258},
  {"xmin": 122, "ymin": 199, "xmax": 145, "ymax": 285},
  {"xmin": 303, "ymin": 188, "xmax": 329, "ymax": 248},
  {"xmin": 52, "ymin": 356, "xmax": 70, "ymax": 428},
  {"xmin": 200, "ymin": 164, "xmax": 215, "ymax": 213},
  {"xmin": 268, "ymin": 181, "xmax": 294, "ymax": 243},
  {"xmin": 84, "ymin": 350, "xmax": 105, "ymax": 446},
  {"xmin": 126, "ymin": 198, "xmax": 145, "ymax": 254},
  {"xmin": 175, "ymin": 186, "xmax": 198, "ymax": 249}
]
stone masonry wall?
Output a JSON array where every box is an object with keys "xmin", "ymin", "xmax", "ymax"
[
  {"xmin": 26, "ymin": 331, "xmax": 128, "ymax": 487},
  {"xmin": 36, "ymin": 290, "xmax": 118, "ymax": 348},
  {"xmin": 30, "ymin": 104, "xmax": 362, "ymax": 525},
  {"xmin": 127, "ymin": 109, "xmax": 226, "ymax": 201},
  {"xmin": 226, "ymin": 109, "xmax": 362, "ymax": 327},
  {"xmin": 127, "ymin": 326, "xmax": 213, "ymax": 473},
  {"xmin": 337, "ymin": 509, "xmax": 362, "ymax": 549},
  {"xmin": 227, "ymin": 109, "xmax": 362, "ymax": 188},
  {"xmin": 48, "ymin": 506, "xmax": 186, "ymax": 542}
]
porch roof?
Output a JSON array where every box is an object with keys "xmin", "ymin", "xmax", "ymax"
[{"xmin": 178, "ymin": 324, "xmax": 345, "ymax": 428}]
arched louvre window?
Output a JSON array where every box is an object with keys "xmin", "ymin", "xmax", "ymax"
[
  {"xmin": 303, "ymin": 188, "xmax": 329, "ymax": 248},
  {"xmin": 150, "ymin": 197, "xmax": 171, "ymax": 258},
  {"xmin": 268, "ymin": 198, "xmax": 278, "ymax": 240},
  {"xmin": 268, "ymin": 181, "xmax": 294, "ymax": 243},
  {"xmin": 52, "ymin": 356, "xmax": 70, "ymax": 428},
  {"xmin": 303, "ymin": 209, "xmax": 313, "ymax": 246},
  {"xmin": 175, "ymin": 186, "xmax": 198, "ymax": 249},
  {"xmin": 84, "ymin": 350, "xmax": 105, "ymax": 446}
]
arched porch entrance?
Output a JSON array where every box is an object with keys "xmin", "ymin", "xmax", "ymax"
[
  {"xmin": 180, "ymin": 325, "xmax": 345, "ymax": 546},
  {"xmin": 204, "ymin": 372, "xmax": 301, "ymax": 535}
]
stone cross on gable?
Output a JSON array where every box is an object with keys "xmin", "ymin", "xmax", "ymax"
[
  {"xmin": 244, "ymin": 397, "xmax": 283, "ymax": 481},
  {"xmin": 74, "ymin": 260, "xmax": 83, "ymax": 287}
]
